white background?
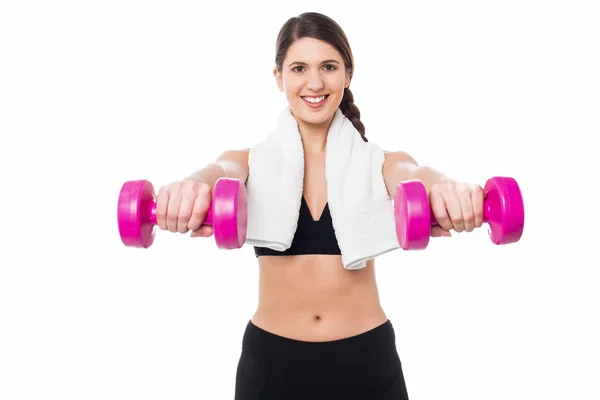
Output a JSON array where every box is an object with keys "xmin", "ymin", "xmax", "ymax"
[{"xmin": 1, "ymin": 0, "xmax": 598, "ymax": 399}]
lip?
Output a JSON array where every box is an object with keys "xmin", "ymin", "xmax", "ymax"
[{"xmin": 301, "ymin": 94, "xmax": 330, "ymax": 109}]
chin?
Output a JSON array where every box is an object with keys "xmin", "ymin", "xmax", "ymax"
[
  {"xmin": 291, "ymin": 98, "xmax": 339, "ymax": 126},
  {"xmin": 298, "ymin": 111, "xmax": 332, "ymax": 125}
]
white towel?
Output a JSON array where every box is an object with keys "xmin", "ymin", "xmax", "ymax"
[{"xmin": 245, "ymin": 107, "xmax": 400, "ymax": 269}]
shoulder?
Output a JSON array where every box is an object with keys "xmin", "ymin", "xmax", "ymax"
[
  {"xmin": 381, "ymin": 150, "xmax": 420, "ymax": 197},
  {"xmin": 383, "ymin": 150, "xmax": 418, "ymax": 168},
  {"xmin": 215, "ymin": 148, "xmax": 249, "ymax": 163},
  {"xmin": 214, "ymin": 148, "xmax": 250, "ymax": 182}
]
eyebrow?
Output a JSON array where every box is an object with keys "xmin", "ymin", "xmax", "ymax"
[{"xmin": 288, "ymin": 59, "xmax": 341, "ymax": 67}]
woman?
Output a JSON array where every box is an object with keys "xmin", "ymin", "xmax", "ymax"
[{"xmin": 156, "ymin": 12, "xmax": 484, "ymax": 400}]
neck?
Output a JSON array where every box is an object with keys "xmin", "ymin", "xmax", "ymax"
[{"xmin": 295, "ymin": 114, "xmax": 333, "ymax": 154}]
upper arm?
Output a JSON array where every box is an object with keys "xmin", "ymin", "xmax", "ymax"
[
  {"xmin": 382, "ymin": 150, "xmax": 419, "ymax": 197},
  {"xmin": 214, "ymin": 148, "xmax": 250, "ymax": 183}
]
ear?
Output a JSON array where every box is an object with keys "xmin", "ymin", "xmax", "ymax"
[
  {"xmin": 273, "ymin": 67, "xmax": 284, "ymax": 92},
  {"xmin": 345, "ymin": 72, "xmax": 351, "ymax": 88}
]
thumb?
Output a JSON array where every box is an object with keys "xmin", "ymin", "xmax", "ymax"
[
  {"xmin": 190, "ymin": 226, "xmax": 214, "ymax": 238},
  {"xmin": 430, "ymin": 226, "xmax": 452, "ymax": 237}
]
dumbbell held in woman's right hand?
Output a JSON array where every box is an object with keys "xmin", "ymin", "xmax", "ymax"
[{"xmin": 117, "ymin": 178, "xmax": 248, "ymax": 249}]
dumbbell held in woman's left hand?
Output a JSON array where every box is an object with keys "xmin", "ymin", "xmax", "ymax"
[{"xmin": 393, "ymin": 177, "xmax": 524, "ymax": 250}]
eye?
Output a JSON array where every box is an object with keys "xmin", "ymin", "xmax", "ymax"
[
  {"xmin": 323, "ymin": 64, "xmax": 337, "ymax": 71},
  {"xmin": 292, "ymin": 66, "xmax": 305, "ymax": 73}
]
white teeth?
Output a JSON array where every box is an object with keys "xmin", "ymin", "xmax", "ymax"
[{"xmin": 302, "ymin": 95, "xmax": 326, "ymax": 103}]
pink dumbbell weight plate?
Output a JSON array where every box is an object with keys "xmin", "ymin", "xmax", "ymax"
[
  {"xmin": 394, "ymin": 176, "xmax": 525, "ymax": 250},
  {"xmin": 117, "ymin": 178, "xmax": 247, "ymax": 249}
]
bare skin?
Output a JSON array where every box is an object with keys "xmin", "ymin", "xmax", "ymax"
[
  {"xmin": 252, "ymin": 256, "xmax": 385, "ymax": 342},
  {"xmin": 183, "ymin": 147, "xmax": 443, "ymax": 342},
  {"xmin": 172, "ymin": 37, "xmax": 483, "ymax": 343},
  {"xmin": 251, "ymin": 149, "xmax": 387, "ymax": 342}
]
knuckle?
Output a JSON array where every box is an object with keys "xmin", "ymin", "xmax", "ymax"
[
  {"xmin": 167, "ymin": 181, "xmax": 181, "ymax": 192},
  {"xmin": 475, "ymin": 213, "xmax": 484, "ymax": 226},
  {"xmin": 167, "ymin": 210, "xmax": 179, "ymax": 222},
  {"xmin": 435, "ymin": 214, "xmax": 450, "ymax": 227},
  {"xmin": 463, "ymin": 213, "xmax": 474, "ymax": 224},
  {"xmin": 192, "ymin": 206, "xmax": 208, "ymax": 218},
  {"xmin": 451, "ymin": 217, "xmax": 463, "ymax": 230},
  {"xmin": 157, "ymin": 185, "xmax": 169, "ymax": 196},
  {"xmin": 198, "ymin": 183, "xmax": 212, "ymax": 197},
  {"xmin": 431, "ymin": 184, "xmax": 445, "ymax": 195},
  {"xmin": 434, "ymin": 211, "xmax": 448, "ymax": 221},
  {"xmin": 182, "ymin": 180, "xmax": 199, "ymax": 192},
  {"xmin": 177, "ymin": 212, "xmax": 189, "ymax": 223}
]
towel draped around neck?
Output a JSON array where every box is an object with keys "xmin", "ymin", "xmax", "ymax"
[{"xmin": 245, "ymin": 107, "xmax": 400, "ymax": 269}]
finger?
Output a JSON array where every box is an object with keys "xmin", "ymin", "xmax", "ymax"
[
  {"xmin": 430, "ymin": 226, "xmax": 452, "ymax": 237},
  {"xmin": 472, "ymin": 185, "xmax": 485, "ymax": 228},
  {"xmin": 177, "ymin": 186, "xmax": 198, "ymax": 234},
  {"xmin": 155, "ymin": 185, "xmax": 169, "ymax": 230},
  {"xmin": 188, "ymin": 185, "xmax": 211, "ymax": 231},
  {"xmin": 443, "ymin": 184, "xmax": 464, "ymax": 232},
  {"xmin": 166, "ymin": 190, "xmax": 183, "ymax": 233},
  {"xmin": 430, "ymin": 188, "xmax": 453, "ymax": 232},
  {"xmin": 460, "ymin": 184, "xmax": 475, "ymax": 232},
  {"xmin": 190, "ymin": 226, "xmax": 213, "ymax": 237}
]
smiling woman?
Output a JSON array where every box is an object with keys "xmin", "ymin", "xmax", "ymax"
[
  {"xmin": 238, "ymin": 13, "xmax": 414, "ymax": 399},
  {"xmin": 154, "ymin": 11, "xmax": 487, "ymax": 400},
  {"xmin": 275, "ymin": 41, "xmax": 347, "ymax": 120},
  {"xmin": 273, "ymin": 17, "xmax": 367, "ymax": 146}
]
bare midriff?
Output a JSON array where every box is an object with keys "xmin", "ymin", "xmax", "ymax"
[{"xmin": 251, "ymin": 254, "xmax": 388, "ymax": 342}]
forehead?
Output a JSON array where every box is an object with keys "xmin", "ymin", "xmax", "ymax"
[{"xmin": 284, "ymin": 37, "xmax": 343, "ymax": 66}]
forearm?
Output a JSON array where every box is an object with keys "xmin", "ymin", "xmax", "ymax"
[
  {"xmin": 182, "ymin": 149, "xmax": 249, "ymax": 189},
  {"xmin": 384, "ymin": 151, "xmax": 452, "ymax": 197},
  {"xmin": 183, "ymin": 163, "xmax": 227, "ymax": 188},
  {"xmin": 410, "ymin": 165, "xmax": 451, "ymax": 193}
]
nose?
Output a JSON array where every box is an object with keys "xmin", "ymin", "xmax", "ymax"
[{"xmin": 305, "ymin": 70, "xmax": 325, "ymax": 91}]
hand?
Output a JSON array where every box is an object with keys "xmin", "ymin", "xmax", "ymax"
[
  {"xmin": 155, "ymin": 180, "xmax": 214, "ymax": 237},
  {"xmin": 429, "ymin": 179, "xmax": 485, "ymax": 237}
]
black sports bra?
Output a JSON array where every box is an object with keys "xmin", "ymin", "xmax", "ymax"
[{"xmin": 253, "ymin": 196, "xmax": 341, "ymax": 256}]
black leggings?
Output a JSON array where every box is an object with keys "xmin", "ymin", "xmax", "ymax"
[{"xmin": 235, "ymin": 320, "xmax": 409, "ymax": 400}]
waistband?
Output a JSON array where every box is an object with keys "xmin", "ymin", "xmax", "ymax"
[{"xmin": 241, "ymin": 319, "xmax": 397, "ymax": 369}]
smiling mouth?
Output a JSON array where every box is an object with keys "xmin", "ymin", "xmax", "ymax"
[{"xmin": 301, "ymin": 94, "xmax": 329, "ymax": 107}]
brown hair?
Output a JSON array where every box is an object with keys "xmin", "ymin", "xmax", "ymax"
[{"xmin": 275, "ymin": 12, "xmax": 367, "ymax": 142}]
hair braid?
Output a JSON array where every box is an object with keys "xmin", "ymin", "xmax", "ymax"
[{"xmin": 339, "ymin": 88, "xmax": 367, "ymax": 142}]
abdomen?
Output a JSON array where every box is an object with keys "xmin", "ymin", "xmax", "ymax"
[{"xmin": 251, "ymin": 255, "xmax": 387, "ymax": 342}]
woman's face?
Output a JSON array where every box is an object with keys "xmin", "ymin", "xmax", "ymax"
[{"xmin": 274, "ymin": 37, "xmax": 350, "ymax": 129}]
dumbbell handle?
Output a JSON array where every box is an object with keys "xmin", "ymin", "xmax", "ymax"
[
  {"xmin": 428, "ymin": 192, "xmax": 496, "ymax": 227},
  {"xmin": 143, "ymin": 201, "xmax": 214, "ymax": 227}
]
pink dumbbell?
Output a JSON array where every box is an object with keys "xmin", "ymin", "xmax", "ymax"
[
  {"xmin": 117, "ymin": 178, "xmax": 247, "ymax": 249},
  {"xmin": 394, "ymin": 176, "xmax": 524, "ymax": 250}
]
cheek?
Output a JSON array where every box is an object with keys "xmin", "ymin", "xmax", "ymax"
[
  {"xmin": 328, "ymin": 76, "xmax": 347, "ymax": 93},
  {"xmin": 282, "ymin": 76, "xmax": 302, "ymax": 95}
]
